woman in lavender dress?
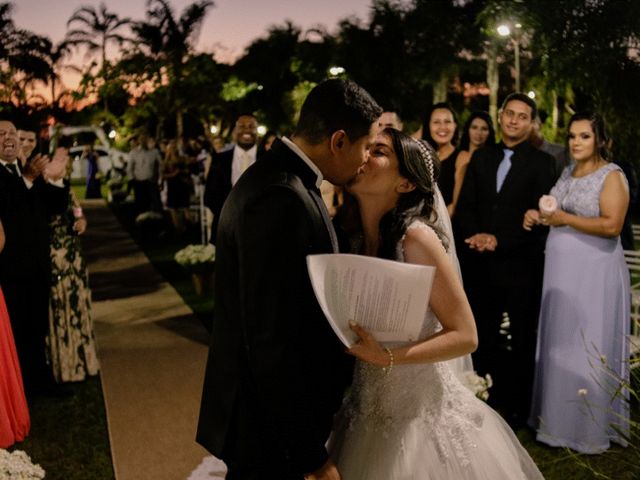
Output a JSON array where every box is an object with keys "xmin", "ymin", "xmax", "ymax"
[{"xmin": 523, "ymin": 112, "xmax": 630, "ymax": 453}]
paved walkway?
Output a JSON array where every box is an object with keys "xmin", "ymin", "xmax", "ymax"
[{"xmin": 82, "ymin": 200, "xmax": 215, "ymax": 480}]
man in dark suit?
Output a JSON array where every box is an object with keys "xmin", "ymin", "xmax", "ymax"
[
  {"xmin": 0, "ymin": 120, "xmax": 69, "ymax": 395},
  {"xmin": 455, "ymin": 93, "xmax": 557, "ymax": 427},
  {"xmin": 197, "ymin": 79, "xmax": 382, "ymax": 480},
  {"xmin": 203, "ymin": 114, "xmax": 260, "ymax": 245}
]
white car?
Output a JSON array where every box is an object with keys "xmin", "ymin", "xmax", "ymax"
[
  {"xmin": 49, "ymin": 125, "xmax": 128, "ymax": 180},
  {"xmin": 68, "ymin": 144, "xmax": 127, "ymax": 181}
]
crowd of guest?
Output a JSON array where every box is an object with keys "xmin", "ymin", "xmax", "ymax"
[
  {"xmin": 0, "ymin": 88, "xmax": 635, "ymax": 463},
  {"xmin": 370, "ymin": 95, "xmax": 633, "ymax": 455},
  {"xmin": 0, "ymin": 120, "xmax": 99, "ymax": 449},
  {"xmin": 194, "ymin": 94, "xmax": 634, "ymax": 456}
]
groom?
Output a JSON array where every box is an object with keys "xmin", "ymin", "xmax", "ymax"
[{"xmin": 196, "ymin": 79, "xmax": 382, "ymax": 479}]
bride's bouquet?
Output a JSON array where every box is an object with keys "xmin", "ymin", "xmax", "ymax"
[
  {"xmin": 174, "ymin": 244, "xmax": 216, "ymax": 273},
  {"xmin": 462, "ymin": 371, "xmax": 493, "ymax": 401},
  {"xmin": 0, "ymin": 449, "xmax": 45, "ymax": 479}
]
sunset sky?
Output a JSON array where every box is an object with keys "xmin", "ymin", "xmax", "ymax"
[{"xmin": 13, "ymin": 0, "xmax": 374, "ymax": 64}]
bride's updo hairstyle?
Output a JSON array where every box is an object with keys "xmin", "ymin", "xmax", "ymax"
[{"xmin": 378, "ymin": 128, "xmax": 448, "ymax": 259}]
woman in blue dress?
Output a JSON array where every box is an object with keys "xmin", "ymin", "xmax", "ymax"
[{"xmin": 523, "ymin": 112, "xmax": 630, "ymax": 453}]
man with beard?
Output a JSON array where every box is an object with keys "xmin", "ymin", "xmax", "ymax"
[{"xmin": 203, "ymin": 114, "xmax": 260, "ymax": 245}]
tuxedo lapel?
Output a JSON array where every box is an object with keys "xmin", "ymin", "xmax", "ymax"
[{"xmin": 309, "ymin": 188, "xmax": 339, "ymax": 253}]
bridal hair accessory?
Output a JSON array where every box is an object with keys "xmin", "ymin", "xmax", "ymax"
[
  {"xmin": 415, "ymin": 139, "xmax": 435, "ymax": 184},
  {"xmin": 383, "ymin": 347, "xmax": 394, "ymax": 374}
]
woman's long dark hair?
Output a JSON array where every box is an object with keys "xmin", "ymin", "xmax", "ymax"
[
  {"xmin": 378, "ymin": 128, "xmax": 447, "ymax": 259},
  {"xmin": 458, "ymin": 111, "xmax": 495, "ymax": 151}
]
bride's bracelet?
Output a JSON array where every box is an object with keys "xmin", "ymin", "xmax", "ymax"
[{"xmin": 383, "ymin": 347, "xmax": 394, "ymax": 374}]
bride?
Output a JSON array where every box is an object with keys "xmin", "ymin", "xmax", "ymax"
[{"xmin": 328, "ymin": 128, "xmax": 543, "ymax": 479}]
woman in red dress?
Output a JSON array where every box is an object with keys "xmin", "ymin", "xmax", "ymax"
[{"xmin": 0, "ymin": 218, "xmax": 30, "ymax": 448}]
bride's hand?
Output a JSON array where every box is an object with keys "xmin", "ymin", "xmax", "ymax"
[{"xmin": 347, "ymin": 322, "xmax": 390, "ymax": 368}]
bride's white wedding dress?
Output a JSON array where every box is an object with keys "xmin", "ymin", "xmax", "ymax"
[{"xmin": 329, "ymin": 219, "xmax": 544, "ymax": 480}]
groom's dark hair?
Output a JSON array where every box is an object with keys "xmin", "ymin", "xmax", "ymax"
[{"xmin": 294, "ymin": 79, "xmax": 382, "ymax": 145}]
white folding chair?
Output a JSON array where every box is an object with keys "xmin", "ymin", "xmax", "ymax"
[
  {"xmin": 632, "ymin": 224, "xmax": 640, "ymax": 244},
  {"xmin": 625, "ymin": 249, "xmax": 640, "ymax": 368},
  {"xmin": 624, "ymin": 250, "xmax": 640, "ymax": 289}
]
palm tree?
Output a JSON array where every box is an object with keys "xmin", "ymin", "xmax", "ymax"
[
  {"xmin": 130, "ymin": 0, "xmax": 214, "ymax": 137},
  {"xmin": 44, "ymin": 41, "xmax": 77, "ymax": 112},
  {"xmin": 65, "ymin": 2, "xmax": 130, "ymax": 111},
  {"xmin": 0, "ymin": 2, "xmax": 53, "ymax": 106}
]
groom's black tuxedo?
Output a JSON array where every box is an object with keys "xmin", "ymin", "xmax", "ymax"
[
  {"xmin": 203, "ymin": 146, "xmax": 263, "ymax": 245},
  {"xmin": 197, "ymin": 139, "xmax": 353, "ymax": 478},
  {"xmin": 0, "ymin": 164, "xmax": 69, "ymax": 392},
  {"xmin": 454, "ymin": 140, "xmax": 556, "ymax": 425}
]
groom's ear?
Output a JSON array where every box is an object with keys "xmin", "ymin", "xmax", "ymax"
[{"xmin": 329, "ymin": 130, "xmax": 347, "ymax": 154}]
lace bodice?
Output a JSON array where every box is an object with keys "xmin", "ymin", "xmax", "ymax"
[
  {"xmin": 340, "ymin": 219, "xmax": 485, "ymax": 466},
  {"xmin": 550, "ymin": 163, "xmax": 624, "ymax": 218}
]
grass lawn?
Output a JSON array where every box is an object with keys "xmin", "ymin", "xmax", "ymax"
[
  {"xmin": 11, "ymin": 377, "xmax": 114, "ymax": 480},
  {"xmin": 10, "ymin": 194, "xmax": 638, "ymax": 479}
]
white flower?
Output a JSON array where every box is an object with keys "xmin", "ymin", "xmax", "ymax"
[
  {"xmin": 462, "ymin": 371, "xmax": 492, "ymax": 401},
  {"xmin": 175, "ymin": 244, "xmax": 216, "ymax": 267},
  {"xmin": 0, "ymin": 449, "xmax": 45, "ymax": 479},
  {"xmin": 578, "ymin": 388, "xmax": 588, "ymax": 396}
]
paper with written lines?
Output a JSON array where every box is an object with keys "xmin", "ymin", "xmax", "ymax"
[{"xmin": 307, "ymin": 254, "xmax": 435, "ymax": 347}]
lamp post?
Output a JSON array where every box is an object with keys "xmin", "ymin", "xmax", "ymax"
[{"xmin": 497, "ymin": 23, "xmax": 521, "ymax": 92}]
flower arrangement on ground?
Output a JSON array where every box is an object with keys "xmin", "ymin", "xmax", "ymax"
[
  {"xmin": 174, "ymin": 244, "xmax": 216, "ymax": 273},
  {"xmin": 0, "ymin": 449, "xmax": 45, "ymax": 479}
]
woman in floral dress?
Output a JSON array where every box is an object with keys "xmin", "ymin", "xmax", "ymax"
[{"xmin": 47, "ymin": 153, "xmax": 99, "ymax": 383}]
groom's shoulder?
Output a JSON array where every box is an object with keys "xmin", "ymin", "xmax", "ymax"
[{"xmin": 233, "ymin": 158, "xmax": 309, "ymax": 209}]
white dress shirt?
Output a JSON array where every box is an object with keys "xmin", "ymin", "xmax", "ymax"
[
  {"xmin": 280, "ymin": 137, "xmax": 323, "ymax": 188},
  {"xmin": 0, "ymin": 158, "xmax": 65, "ymax": 189},
  {"xmin": 230, "ymin": 144, "xmax": 258, "ymax": 186}
]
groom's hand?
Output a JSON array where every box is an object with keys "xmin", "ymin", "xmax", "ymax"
[{"xmin": 304, "ymin": 459, "xmax": 341, "ymax": 480}]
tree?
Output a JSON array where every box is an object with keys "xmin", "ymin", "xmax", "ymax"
[
  {"xmin": 524, "ymin": 0, "xmax": 640, "ymax": 163},
  {"xmin": 65, "ymin": 2, "xmax": 131, "ymax": 111},
  {"xmin": 334, "ymin": 0, "xmax": 483, "ymax": 130},
  {"xmin": 0, "ymin": 2, "xmax": 53, "ymax": 106},
  {"xmin": 232, "ymin": 21, "xmax": 303, "ymax": 131},
  {"xmin": 127, "ymin": 0, "xmax": 214, "ymax": 138}
]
